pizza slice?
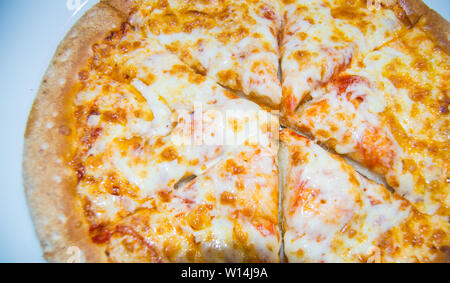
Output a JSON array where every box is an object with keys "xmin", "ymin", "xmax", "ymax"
[
  {"xmin": 24, "ymin": 4, "xmax": 279, "ymax": 262},
  {"xmin": 104, "ymin": 0, "xmax": 282, "ymax": 107},
  {"xmin": 280, "ymin": 0, "xmax": 420, "ymax": 114},
  {"xmin": 104, "ymin": 147, "xmax": 280, "ymax": 262},
  {"xmin": 280, "ymin": 129, "xmax": 450, "ymax": 263},
  {"xmin": 282, "ymin": 12, "xmax": 450, "ymax": 217}
]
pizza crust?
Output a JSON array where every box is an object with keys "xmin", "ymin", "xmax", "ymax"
[
  {"xmin": 23, "ymin": 3, "xmax": 126, "ymax": 263},
  {"xmin": 102, "ymin": 0, "xmax": 136, "ymax": 16},
  {"xmin": 399, "ymin": 0, "xmax": 450, "ymax": 53},
  {"xmin": 397, "ymin": 0, "xmax": 429, "ymax": 24},
  {"xmin": 418, "ymin": 7, "xmax": 450, "ymax": 54}
]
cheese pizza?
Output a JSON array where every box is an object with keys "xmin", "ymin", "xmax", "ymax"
[{"xmin": 24, "ymin": 0, "xmax": 449, "ymax": 262}]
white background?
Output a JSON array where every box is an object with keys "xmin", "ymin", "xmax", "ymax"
[{"xmin": 0, "ymin": 0, "xmax": 448, "ymax": 263}]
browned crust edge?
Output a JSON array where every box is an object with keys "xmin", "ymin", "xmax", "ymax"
[
  {"xmin": 101, "ymin": 0, "xmax": 136, "ymax": 16},
  {"xmin": 23, "ymin": 3, "xmax": 127, "ymax": 263},
  {"xmin": 398, "ymin": 0, "xmax": 450, "ymax": 53},
  {"xmin": 417, "ymin": 7, "xmax": 450, "ymax": 54},
  {"xmin": 397, "ymin": 0, "xmax": 430, "ymax": 24}
]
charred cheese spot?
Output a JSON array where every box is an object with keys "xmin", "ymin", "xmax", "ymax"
[
  {"xmin": 315, "ymin": 129, "xmax": 331, "ymax": 139},
  {"xmin": 233, "ymin": 223, "xmax": 248, "ymax": 246},
  {"xmin": 90, "ymin": 224, "xmax": 113, "ymax": 244},
  {"xmin": 114, "ymin": 136, "xmax": 144, "ymax": 157},
  {"xmin": 348, "ymin": 171, "xmax": 360, "ymax": 188},
  {"xmin": 303, "ymin": 16, "xmax": 315, "ymax": 25},
  {"xmin": 260, "ymin": 4, "xmax": 276, "ymax": 21},
  {"xmin": 80, "ymin": 127, "xmax": 102, "ymax": 149},
  {"xmin": 296, "ymin": 248, "xmax": 304, "ymax": 257},
  {"xmin": 106, "ymin": 224, "xmax": 165, "ymax": 263},
  {"xmin": 232, "ymin": 223, "xmax": 259, "ymax": 262},
  {"xmin": 168, "ymin": 64, "xmax": 191, "ymax": 76},
  {"xmin": 224, "ymin": 90, "xmax": 239, "ymax": 99},
  {"xmin": 133, "ymin": 110, "xmax": 154, "ymax": 122},
  {"xmin": 147, "ymin": 12, "xmax": 179, "ymax": 35},
  {"xmin": 163, "ymin": 238, "xmax": 182, "ymax": 261},
  {"xmin": 282, "ymin": 0, "xmax": 296, "ymax": 5}
]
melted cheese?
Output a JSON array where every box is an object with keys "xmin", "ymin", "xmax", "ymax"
[
  {"xmin": 281, "ymin": 0, "xmax": 406, "ymax": 112},
  {"xmin": 104, "ymin": 148, "xmax": 280, "ymax": 263},
  {"xmin": 129, "ymin": 0, "xmax": 282, "ymax": 106},
  {"xmin": 280, "ymin": 129, "xmax": 449, "ymax": 263}
]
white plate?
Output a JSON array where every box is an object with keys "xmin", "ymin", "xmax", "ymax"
[{"xmin": 0, "ymin": 0, "xmax": 448, "ymax": 263}]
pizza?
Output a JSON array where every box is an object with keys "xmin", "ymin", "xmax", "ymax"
[{"xmin": 24, "ymin": 0, "xmax": 449, "ymax": 263}]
